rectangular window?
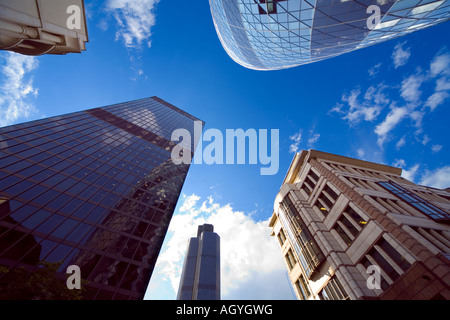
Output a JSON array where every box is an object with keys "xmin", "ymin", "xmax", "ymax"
[
  {"xmin": 301, "ymin": 170, "xmax": 319, "ymax": 197},
  {"xmin": 319, "ymin": 275, "xmax": 349, "ymax": 300},
  {"xmin": 277, "ymin": 229, "xmax": 287, "ymax": 246},
  {"xmin": 361, "ymin": 237, "xmax": 412, "ymax": 290},
  {"xmin": 335, "ymin": 224, "xmax": 353, "ymax": 246},
  {"xmin": 411, "ymin": 226, "xmax": 450, "ymax": 253},
  {"xmin": 295, "ymin": 274, "xmax": 311, "ymax": 300},
  {"xmin": 316, "ymin": 193, "xmax": 332, "ymax": 214},
  {"xmin": 285, "ymin": 248, "xmax": 296, "ymax": 270},
  {"xmin": 305, "ymin": 177, "xmax": 315, "ymax": 192},
  {"xmin": 309, "ymin": 170, "xmax": 319, "ymax": 183},
  {"xmin": 314, "ymin": 184, "xmax": 338, "ymax": 215},
  {"xmin": 323, "ymin": 185, "xmax": 338, "ymax": 202},
  {"xmin": 333, "ymin": 205, "xmax": 367, "ymax": 246},
  {"xmin": 378, "ymin": 181, "xmax": 450, "ymax": 223},
  {"xmin": 279, "ymin": 196, "xmax": 325, "ymax": 278},
  {"xmin": 377, "ymin": 238, "xmax": 411, "ymax": 272}
]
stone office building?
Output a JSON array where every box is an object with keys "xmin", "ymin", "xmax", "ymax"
[{"xmin": 269, "ymin": 149, "xmax": 450, "ymax": 300}]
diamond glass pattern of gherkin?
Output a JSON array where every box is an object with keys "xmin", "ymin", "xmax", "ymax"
[{"xmin": 209, "ymin": 0, "xmax": 450, "ymax": 70}]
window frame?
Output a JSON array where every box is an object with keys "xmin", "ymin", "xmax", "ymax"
[{"xmin": 377, "ymin": 180, "xmax": 450, "ymax": 223}]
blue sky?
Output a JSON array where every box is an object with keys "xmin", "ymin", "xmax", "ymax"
[{"xmin": 0, "ymin": 0, "xmax": 449, "ymax": 300}]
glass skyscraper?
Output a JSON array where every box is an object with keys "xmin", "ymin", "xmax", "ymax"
[
  {"xmin": 209, "ymin": 0, "xmax": 450, "ymax": 70},
  {"xmin": 177, "ymin": 224, "xmax": 221, "ymax": 300},
  {"xmin": 0, "ymin": 97, "xmax": 203, "ymax": 300}
]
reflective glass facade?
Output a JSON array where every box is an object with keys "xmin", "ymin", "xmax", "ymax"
[
  {"xmin": 210, "ymin": 0, "xmax": 450, "ymax": 70},
  {"xmin": 177, "ymin": 224, "xmax": 220, "ymax": 300},
  {"xmin": 0, "ymin": 97, "xmax": 204, "ymax": 299}
]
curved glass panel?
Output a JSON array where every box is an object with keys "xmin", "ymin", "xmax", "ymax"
[{"xmin": 210, "ymin": 0, "xmax": 450, "ymax": 70}]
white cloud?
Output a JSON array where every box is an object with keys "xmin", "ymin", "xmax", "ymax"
[
  {"xmin": 400, "ymin": 73, "xmax": 424, "ymax": 103},
  {"xmin": 409, "ymin": 110, "xmax": 426, "ymax": 131},
  {"xmin": 105, "ymin": 0, "xmax": 161, "ymax": 79},
  {"xmin": 344, "ymin": 89, "xmax": 382, "ymax": 123},
  {"xmin": 364, "ymin": 84, "xmax": 390, "ymax": 106},
  {"xmin": 425, "ymin": 74, "xmax": 450, "ymax": 110},
  {"xmin": 331, "ymin": 48, "xmax": 450, "ymax": 150},
  {"xmin": 368, "ymin": 62, "xmax": 382, "ymax": 76},
  {"xmin": 393, "ymin": 159, "xmax": 420, "ymax": 182},
  {"xmin": 330, "ymin": 102, "xmax": 343, "ymax": 114},
  {"xmin": 392, "ymin": 159, "xmax": 407, "ymax": 168},
  {"xmin": 392, "ymin": 161, "xmax": 450, "ymax": 189},
  {"xmin": 435, "ymin": 76, "xmax": 450, "ymax": 91},
  {"xmin": 149, "ymin": 194, "xmax": 292, "ymax": 300},
  {"xmin": 332, "ymin": 85, "xmax": 389, "ymax": 125},
  {"xmin": 429, "ymin": 52, "xmax": 450, "ymax": 77},
  {"xmin": 179, "ymin": 194, "xmax": 200, "ymax": 212},
  {"xmin": 374, "ymin": 106, "xmax": 408, "ymax": 146},
  {"xmin": 421, "ymin": 134, "xmax": 431, "ymax": 145},
  {"xmin": 356, "ymin": 148, "xmax": 365, "ymax": 159},
  {"xmin": 307, "ymin": 132, "xmax": 320, "ymax": 148},
  {"xmin": 419, "ymin": 166, "xmax": 450, "ymax": 189},
  {"xmin": 402, "ymin": 164, "xmax": 420, "ymax": 182},
  {"xmin": 392, "ymin": 42, "xmax": 411, "ymax": 69},
  {"xmin": 395, "ymin": 136, "xmax": 406, "ymax": 150},
  {"xmin": 431, "ymin": 144, "xmax": 443, "ymax": 153},
  {"xmin": 425, "ymin": 52, "xmax": 450, "ymax": 110},
  {"xmin": 290, "ymin": 129, "xmax": 320, "ymax": 152},
  {"xmin": 0, "ymin": 52, "xmax": 39, "ymax": 127},
  {"xmin": 107, "ymin": 0, "xmax": 160, "ymax": 48},
  {"xmin": 425, "ymin": 91, "xmax": 449, "ymax": 110},
  {"xmin": 289, "ymin": 129, "xmax": 302, "ymax": 153},
  {"xmin": 373, "ymin": 50, "xmax": 450, "ymax": 146}
]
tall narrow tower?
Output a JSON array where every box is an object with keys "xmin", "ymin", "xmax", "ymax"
[{"xmin": 177, "ymin": 224, "xmax": 221, "ymax": 300}]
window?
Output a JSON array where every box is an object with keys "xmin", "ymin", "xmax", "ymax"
[
  {"xmin": 285, "ymin": 248, "xmax": 296, "ymax": 270},
  {"xmin": 319, "ymin": 275, "xmax": 349, "ymax": 300},
  {"xmin": 314, "ymin": 184, "xmax": 339, "ymax": 215},
  {"xmin": 279, "ymin": 196, "xmax": 325, "ymax": 278},
  {"xmin": 360, "ymin": 237, "xmax": 412, "ymax": 290},
  {"xmin": 301, "ymin": 170, "xmax": 319, "ymax": 197},
  {"xmin": 295, "ymin": 274, "xmax": 311, "ymax": 300},
  {"xmin": 333, "ymin": 205, "xmax": 367, "ymax": 246},
  {"xmin": 323, "ymin": 185, "xmax": 338, "ymax": 202},
  {"xmin": 53, "ymin": 218, "xmax": 79, "ymax": 239},
  {"xmin": 254, "ymin": 0, "xmax": 288, "ymax": 15},
  {"xmin": 21, "ymin": 208, "xmax": 52, "ymax": 229},
  {"xmin": 277, "ymin": 229, "xmax": 287, "ymax": 246},
  {"xmin": 302, "ymin": 177, "xmax": 314, "ymax": 196},
  {"xmin": 377, "ymin": 238, "xmax": 411, "ymax": 272},
  {"xmin": 378, "ymin": 181, "xmax": 450, "ymax": 223},
  {"xmin": 44, "ymin": 243, "xmax": 74, "ymax": 263},
  {"xmin": 35, "ymin": 214, "xmax": 65, "ymax": 234},
  {"xmin": 309, "ymin": 170, "xmax": 319, "ymax": 183},
  {"xmin": 410, "ymin": 226, "xmax": 450, "ymax": 253}
]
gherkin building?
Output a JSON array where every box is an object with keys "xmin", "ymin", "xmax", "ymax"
[{"xmin": 209, "ymin": 0, "xmax": 450, "ymax": 70}]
